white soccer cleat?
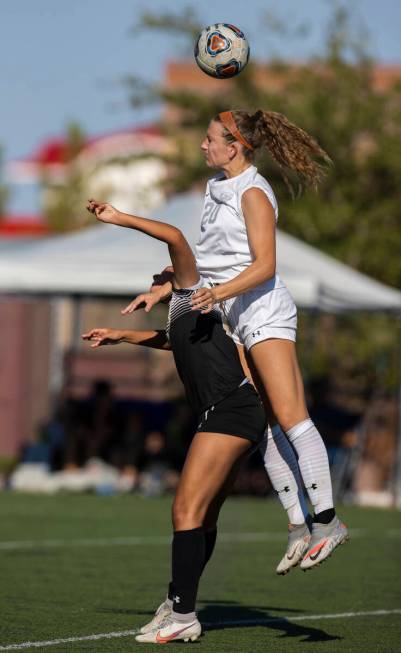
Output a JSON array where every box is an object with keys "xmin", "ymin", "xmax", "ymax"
[
  {"xmin": 300, "ymin": 516, "xmax": 349, "ymax": 571},
  {"xmin": 139, "ymin": 600, "xmax": 172, "ymax": 634},
  {"xmin": 276, "ymin": 522, "xmax": 311, "ymax": 575},
  {"xmin": 135, "ymin": 615, "xmax": 202, "ymax": 644}
]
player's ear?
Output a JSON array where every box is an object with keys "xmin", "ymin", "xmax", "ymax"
[{"xmin": 229, "ymin": 142, "xmax": 239, "ymax": 159}]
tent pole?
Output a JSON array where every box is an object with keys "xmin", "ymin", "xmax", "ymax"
[
  {"xmin": 71, "ymin": 295, "xmax": 83, "ymax": 352},
  {"xmin": 394, "ymin": 318, "xmax": 401, "ymax": 508},
  {"xmin": 48, "ymin": 297, "xmax": 65, "ymax": 398}
]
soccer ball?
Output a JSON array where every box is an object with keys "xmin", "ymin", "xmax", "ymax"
[{"xmin": 194, "ymin": 23, "xmax": 250, "ymax": 79}]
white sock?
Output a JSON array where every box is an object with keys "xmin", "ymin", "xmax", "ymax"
[
  {"xmin": 260, "ymin": 425, "xmax": 309, "ymax": 525},
  {"xmin": 286, "ymin": 418, "xmax": 334, "ymax": 514},
  {"xmin": 171, "ymin": 610, "xmax": 196, "ymax": 622}
]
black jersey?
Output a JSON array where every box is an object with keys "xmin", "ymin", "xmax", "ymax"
[{"xmin": 166, "ymin": 288, "xmax": 246, "ymax": 415}]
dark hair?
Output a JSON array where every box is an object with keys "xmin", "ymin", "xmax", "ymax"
[{"xmin": 215, "ymin": 110, "xmax": 331, "ymax": 193}]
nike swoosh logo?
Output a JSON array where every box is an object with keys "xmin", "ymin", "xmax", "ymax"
[
  {"xmin": 304, "ymin": 538, "xmax": 328, "ymax": 561},
  {"xmin": 286, "ymin": 551, "xmax": 296, "ymax": 561},
  {"xmin": 156, "ymin": 623, "xmax": 194, "ymax": 643}
]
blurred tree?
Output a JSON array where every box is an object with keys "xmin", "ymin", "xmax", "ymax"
[
  {"xmin": 41, "ymin": 122, "xmax": 89, "ymax": 232},
  {"xmin": 126, "ymin": 3, "xmax": 401, "ymax": 399},
  {"xmin": 0, "ymin": 146, "xmax": 10, "ymax": 219},
  {"xmin": 128, "ymin": 4, "xmax": 401, "ymax": 289}
]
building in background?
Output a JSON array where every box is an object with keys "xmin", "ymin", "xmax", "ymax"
[{"xmin": 5, "ymin": 124, "xmax": 168, "ymax": 231}]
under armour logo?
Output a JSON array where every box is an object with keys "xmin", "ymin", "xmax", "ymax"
[
  {"xmin": 173, "ymin": 595, "xmax": 181, "ymax": 603},
  {"xmin": 306, "ymin": 483, "xmax": 318, "ymax": 490},
  {"xmin": 277, "ymin": 485, "xmax": 290, "ymax": 494},
  {"xmin": 252, "ymin": 330, "xmax": 261, "ymax": 338},
  {"xmin": 220, "ymin": 191, "xmax": 234, "ymax": 202}
]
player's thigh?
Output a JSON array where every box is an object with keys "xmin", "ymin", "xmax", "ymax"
[
  {"xmin": 237, "ymin": 344, "xmax": 278, "ymax": 425},
  {"xmin": 173, "ymin": 432, "xmax": 251, "ymax": 522},
  {"xmin": 249, "ymin": 338, "xmax": 308, "ymax": 430}
]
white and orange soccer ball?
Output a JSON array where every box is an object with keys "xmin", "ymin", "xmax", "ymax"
[{"xmin": 194, "ymin": 23, "xmax": 250, "ymax": 79}]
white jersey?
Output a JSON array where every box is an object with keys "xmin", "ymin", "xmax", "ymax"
[{"xmin": 195, "ymin": 165, "xmax": 285, "ymax": 290}]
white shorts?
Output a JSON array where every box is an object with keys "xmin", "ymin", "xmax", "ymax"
[{"xmin": 217, "ymin": 282, "xmax": 297, "ymax": 350}]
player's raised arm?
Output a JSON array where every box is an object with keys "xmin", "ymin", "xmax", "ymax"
[
  {"xmin": 82, "ymin": 327, "xmax": 170, "ymax": 350},
  {"xmin": 86, "ymin": 200, "xmax": 198, "ymax": 289}
]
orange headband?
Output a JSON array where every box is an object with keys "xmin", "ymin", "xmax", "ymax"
[{"xmin": 219, "ymin": 111, "xmax": 254, "ymax": 151}]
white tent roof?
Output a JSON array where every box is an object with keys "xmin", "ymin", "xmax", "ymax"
[{"xmin": 0, "ymin": 192, "xmax": 400, "ymax": 312}]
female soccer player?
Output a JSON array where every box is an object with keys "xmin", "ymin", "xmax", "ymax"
[
  {"xmin": 131, "ymin": 110, "xmax": 349, "ymax": 572},
  {"xmin": 83, "ymin": 199, "xmax": 266, "ymax": 644},
  {"xmin": 191, "ymin": 110, "xmax": 348, "ymax": 570}
]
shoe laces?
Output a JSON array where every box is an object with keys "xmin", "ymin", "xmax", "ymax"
[
  {"xmin": 159, "ymin": 615, "xmax": 174, "ymax": 630},
  {"xmin": 155, "ymin": 601, "xmax": 170, "ymax": 616}
]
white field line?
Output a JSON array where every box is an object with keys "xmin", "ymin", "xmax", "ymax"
[
  {"xmin": 0, "ymin": 528, "xmax": 392, "ymax": 551},
  {"xmin": 0, "ymin": 609, "xmax": 400, "ymax": 651}
]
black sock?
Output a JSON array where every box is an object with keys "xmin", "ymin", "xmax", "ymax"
[
  {"xmin": 171, "ymin": 527, "xmax": 205, "ymax": 614},
  {"xmin": 168, "ymin": 528, "xmax": 216, "ymax": 601},
  {"xmin": 201, "ymin": 528, "xmax": 217, "ymax": 573},
  {"xmin": 314, "ymin": 508, "xmax": 336, "ymax": 524}
]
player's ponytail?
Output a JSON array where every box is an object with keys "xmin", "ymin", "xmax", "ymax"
[{"xmin": 216, "ymin": 109, "xmax": 331, "ymax": 193}]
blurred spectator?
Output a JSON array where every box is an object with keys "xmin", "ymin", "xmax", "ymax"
[
  {"xmin": 353, "ymin": 395, "xmax": 398, "ymax": 505},
  {"xmin": 64, "ymin": 380, "xmax": 120, "ymax": 467},
  {"xmin": 165, "ymin": 398, "xmax": 198, "ymax": 456},
  {"xmin": 134, "ymin": 430, "xmax": 180, "ymax": 496},
  {"xmin": 24, "ymin": 385, "xmax": 78, "ymax": 471},
  {"xmin": 114, "ymin": 411, "xmax": 146, "ymax": 490}
]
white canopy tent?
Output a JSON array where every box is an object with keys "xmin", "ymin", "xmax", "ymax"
[
  {"xmin": 1, "ymin": 191, "xmax": 401, "ymax": 504},
  {"xmin": 1, "ymin": 191, "xmax": 401, "ymax": 312}
]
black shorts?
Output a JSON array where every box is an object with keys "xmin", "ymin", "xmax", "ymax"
[{"xmin": 197, "ymin": 382, "xmax": 266, "ymax": 443}]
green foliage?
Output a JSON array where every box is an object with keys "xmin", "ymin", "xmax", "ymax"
[
  {"xmin": 42, "ymin": 122, "xmax": 90, "ymax": 232},
  {"xmin": 0, "ymin": 146, "xmax": 10, "ymax": 219},
  {"xmin": 0, "ymin": 455, "xmax": 17, "ymax": 474},
  {"xmin": 132, "ymin": 5, "xmax": 401, "ymax": 290},
  {"xmin": 297, "ymin": 312, "xmax": 400, "ymax": 398},
  {"xmin": 132, "ymin": 6, "xmax": 201, "ymax": 43}
]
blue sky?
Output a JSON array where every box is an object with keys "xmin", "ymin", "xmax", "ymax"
[{"xmin": 1, "ymin": 0, "xmax": 400, "ymax": 212}]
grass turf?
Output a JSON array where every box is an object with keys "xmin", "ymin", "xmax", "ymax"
[{"xmin": 0, "ymin": 493, "xmax": 400, "ymax": 652}]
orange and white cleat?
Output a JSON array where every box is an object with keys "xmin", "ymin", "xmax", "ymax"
[
  {"xmin": 135, "ymin": 616, "xmax": 202, "ymax": 644},
  {"xmin": 300, "ymin": 516, "xmax": 349, "ymax": 571}
]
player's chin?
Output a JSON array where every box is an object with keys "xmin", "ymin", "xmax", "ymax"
[{"xmin": 205, "ymin": 158, "xmax": 217, "ymax": 169}]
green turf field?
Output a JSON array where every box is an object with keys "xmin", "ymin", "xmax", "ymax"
[{"xmin": 0, "ymin": 493, "xmax": 400, "ymax": 652}]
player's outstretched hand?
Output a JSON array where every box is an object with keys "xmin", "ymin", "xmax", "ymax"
[
  {"xmin": 191, "ymin": 287, "xmax": 216, "ymax": 314},
  {"xmin": 82, "ymin": 328, "xmax": 122, "ymax": 347},
  {"xmin": 121, "ymin": 293, "xmax": 161, "ymax": 315},
  {"xmin": 122, "ymin": 267, "xmax": 174, "ymax": 314},
  {"xmin": 86, "ymin": 199, "xmax": 119, "ymax": 224}
]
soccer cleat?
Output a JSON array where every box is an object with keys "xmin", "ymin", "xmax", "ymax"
[
  {"xmin": 276, "ymin": 522, "xmax": 311, "ymax": 575},
  {"xmin": 300, "ymin": 516, "xmax": 349, "ymax": 571},
  {"xmin": 139, "ymin": 600, "xmax": 172, "ymax": 635},
  {"xmin": 135, "ymin": 615, "xmax": 202, "ymax": 644}
]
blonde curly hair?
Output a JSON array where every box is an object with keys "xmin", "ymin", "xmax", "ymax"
[{"xmin": 216, "ymin": 109, "xmax": 332, "ymax": 193}]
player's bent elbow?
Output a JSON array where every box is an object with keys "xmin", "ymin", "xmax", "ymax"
[{"xmin": 168, "ymin": 227, "xmax": 186, "ymax": 247}]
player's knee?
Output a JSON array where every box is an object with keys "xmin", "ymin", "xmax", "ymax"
[
  {"xmin": 275, "ymin": 405, "xmax": 307, "ymax": 432},
  {"xmin": 172, "ymin": 496, "xmax": 206, "ymax": 531}
]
